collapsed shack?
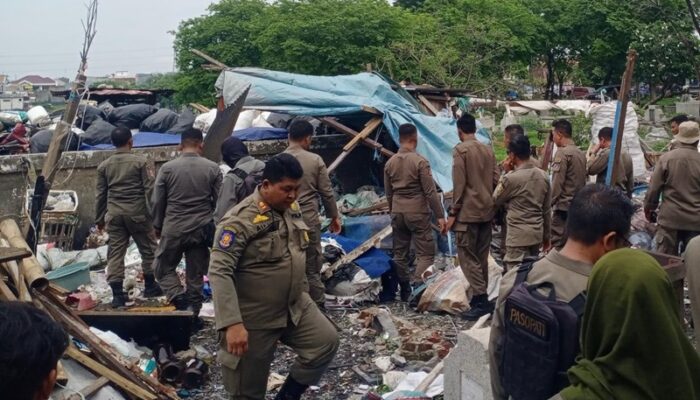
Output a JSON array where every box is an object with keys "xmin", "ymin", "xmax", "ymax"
[{"xmin": 50, "ymin": 87, "xmax": 175, "ymax": 107}]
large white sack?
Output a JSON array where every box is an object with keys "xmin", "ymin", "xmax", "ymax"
[
  {"xmin": 234, "ymin": 110, "xmax": 259, "ymax": 131},
  {"xmin": 588, "ymin": 101, "xmax": 646, "ymax": 177},
  {"xmin": 27, "ymin": 106, "xmax": 50, "ymax": 126},
  {"xmin": 193, "ymin": 109, "xmax": 217, "ymax": 134}
]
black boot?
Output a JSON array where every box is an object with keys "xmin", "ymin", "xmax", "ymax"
[
  {"xmin": 143, "ymin": 274, "xmax": 164, "ymax": 297},
  {"xmin": 399, "ymin": 281, "xmax": 412, "ymax": 302},
  {"xmin": 275, "ymin": 376, "xmax": 309, "ymax": 400},
  {"xmin": 462, "ymin": 294, "xmax": 494, "ymax": 321},
  {"xmin": 171, "ymin": 294, "xmax": 190, "ymax": 311},
  {"xmin": 379, "ymin": 269, "xmax": 399, "ymax": 303},
  {"xmin": 110, "ymin": 282, "xmax": 127, "ymax": 308}
]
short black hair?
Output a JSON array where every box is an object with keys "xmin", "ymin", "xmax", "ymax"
[
  {"xmin": 181, "ymin": 127, "xmax": 203, "ymax": 146},
  {"xmin": 670, "ymin": 114, "xmax": 689, "ymax": 125},
  {"xmin": 263, "ymin": 153, "xmax": 304, "ymax": 183},
  {"xmin": 111, "ymin": 126, "xmax": 132, "ymax": 147},
  {"xmin": 288, "ymin": 120, "xmax": 314, "ymax": 141},
  {"xmin": 552, "ymin": 119, "xmax": 572, "ymax": 137},
  {"xmin": 567, "ymin": 184, "xmax": 636, "ymax": 245},
  {"xmin": 504, "ymin": 124, "xmax": 525, "ymax": 139},
  {"xmin": 457, "ymin": 113, "xmax": 476, "ymax": 134},
  {"xmin": 0, "ymin": 302, "xmax": 69, "ymax": 400},
  {"xmin": 598, "ymin": 127, "xmax": 613, "ymax": 141},
  {"xmin": 507, "ymin": 134, "xmax": 531, "ymax": 160},
  {"xmin": 398, "ymin": 123, "xmax": 417, "ymax": 140}
]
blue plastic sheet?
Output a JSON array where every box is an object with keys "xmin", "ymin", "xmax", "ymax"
[
  {"xmin": 234, "ymin": 127, "xmax": 288, "ymax": 141},
  {"xmin": 216, "ymin": 68, "xmax": 491, "ymax": 191},
  {"xmin": 80, "ymin": 132, "xmax": 182, "ymax": 150},
  {"xmin": 322, "ymin": 233, "xmax": 391, "ymax": 278}
]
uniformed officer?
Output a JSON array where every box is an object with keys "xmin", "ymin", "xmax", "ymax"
[
  {"xmin": 152, "ymin": 128, "xmax": 222, "ymax": 323},
  {"xmin": 209, "ymin": 153, "xmax": 339, "ymax": 400},
  {"xmin": 447, "ymin": 113, "xmax": 499, "ymax": 320},
  {"xmin": 214, "ymin": 136, "xmax": 265, "ymax": 223},
  {"xmin": 384, "ymin": 123, "xmax": 446, "ymax": 300},
  {"xmin": 644, "ymin": 121, "xmax": 700, "ymax": 256},
  {"xmin": 284, "ymin": 120, "xmax": 341, "ymax": 307},
  {"xmin": 668, "ymin": 114, "xmax": 689, "ymax": 151},
  {"xmin": 550, "ymin": 119, "xmax": 586, "ymax": 249},
  {"xmin": 493, "ymin": 135, "xmax": 551, "ymax": 271},
  {"xmin": 489, "ymin": 184, "xmax": 635, "ymax": 399},
  {"xmin": 96, "ymin": 127, "xmax": 162, "ymax": 308},
  {"xmin": 586, "ymin": 127, "xmax": 634, "ymax": 197}
]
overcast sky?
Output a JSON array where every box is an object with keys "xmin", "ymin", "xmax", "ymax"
[{"xmin": 1, "ymin": 0, "xmax": 214, "ymax": 80}]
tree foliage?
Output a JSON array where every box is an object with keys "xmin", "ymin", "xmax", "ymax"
[{"xmin": 169, "ymin": 0, "xmax": 700, "ymax": 105}]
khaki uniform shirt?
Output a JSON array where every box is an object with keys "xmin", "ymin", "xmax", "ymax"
[
  {"xmin": 493, "ymin": 161, "xmax": 552, "ymax": 247},
  {"xmin": 451, "ymin": 136, "xmax": 499, "ymax": 226},
  {"xmin": 214, "ymin": 156, "xmax": 266, "ymax": 223},
  {"xmin": 383, "ymin": 147, "xmax": 445, "ymax": 216},
  {"xmin": 152, "ymin": 153, "xmax": 222, "ymax": 234},
  {"xmin": 586, "ymin": 147, "xmax": 634, "ymax": 196},
  {"xmin": 95, "ymin": 149, "xmax": 155, "ymax": 224},
  {"xmin": 644, "ymin": 143, "xmax": 700, "ymax": 231},
  {"xmin": 489, "ymin": 250, "xmax": 592, "ymax": 400},
  {"xmin": 208, "ymin": 190, "xmax": 311, "ymax": 331},
  {"xmin": 551, "ymin": 144, "xmax": 586, "ymax": 212},
  {"xmin": 284, "ymin": 143, "xmax": 339, "ymax": 225}
]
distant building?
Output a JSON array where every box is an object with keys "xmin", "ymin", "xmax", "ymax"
[
  {"xmin": 10, "ymin": 75, "xmax": 60, "ymax": 92},
  {"xmin": 0, "ymin": 93, "xmax": 24, "ymax": 111}
]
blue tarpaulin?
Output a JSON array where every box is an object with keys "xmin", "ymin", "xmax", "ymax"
[
  {"xmin": 322, "ymin": 233, "xmax": 391, "ymax": 278},
  {"xmin": 216, "ymin": 68, "xmax": 491, "ymax": 191},
  {"xmin": 234, "ymin": 127, "xmax": 288, "ymax": 141}
]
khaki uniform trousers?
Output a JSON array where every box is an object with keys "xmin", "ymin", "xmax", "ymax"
[
  {"xmin": 456, "ymin": 222, "xmax": 491, "ymax": 296},
  {"xmin": 503, "ymin": 245, "xmax": 540, "ymax": 272},
  {"xmin": 106, "ymin": 214, "xmax": 157, "ymax": 283},
  {"xmin": 684, "ymin": 236, "xmax": 700, "ymax": 354},
  {"xmin": 154, "ymin": 224, "xmax": 212, "ymax": 313},
  {"xmin": 391, "ymin": 213, "xmax": 435, "ymax": 284},
  {"xmin": 305, "ymin": 223, "xmax": 325, "ymax": 304},
  {"xmin": 551, "ymin": 210, "xmax": 568, "ymax": 250},
  {"xmin": 220, "ymin": 303, "xmax": 339, "ymax": 400},
  {"xmin": 655, "ymin": 225, "xmax": 700, "ymax": 256}
]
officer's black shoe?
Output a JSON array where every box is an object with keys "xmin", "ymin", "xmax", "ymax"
[
  {"xmin": 274, "ymin": 375, "xmax": 309, "ymax": 400},
  {"xmin": 462, "ymin": 295, "xmax": 493, "ymax": 321},
  {"xmin": 399, "ymin": 281, "xmax": 412, "ymax": 302},
  {"xmin": 143, "ymin": 274, "xmax": 164, "ymax": 298},
  {"xmin": 172, "ymin": 294, "xmax": 190, "ymax": 311},
  {"xmin": 110, "ymin": 282, "xmax": 128, "ymax": 308}
]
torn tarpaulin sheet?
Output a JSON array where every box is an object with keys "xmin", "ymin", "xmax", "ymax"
[
  {"xmin": 322, "ymin": 233, "xmax": 391, "ymax": 278},
  {"xmin": 233, "ymin": 127, "xmax": 288, "ymax": 141}
]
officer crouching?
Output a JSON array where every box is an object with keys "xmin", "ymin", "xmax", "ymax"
[{"xmin": 208, "ymin": 153, "xmax": 339, "ymax": 400}]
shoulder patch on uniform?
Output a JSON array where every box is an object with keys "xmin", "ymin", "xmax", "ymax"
[
  {"xmin": 290, "ymin": 202, "xmax": 300, "ymax": 212},
  {"xmin": 253, "ymin": 214, "xmax": 270, "ymax": 224},
  {"xmin": 218, "ymin": 228, "xmax": 236, "ymax": 250}
]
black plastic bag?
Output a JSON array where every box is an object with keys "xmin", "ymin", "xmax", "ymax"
[
  {"xmin": 82, "ymin": 119, "xmax": 116, "ymax": 146},
  {"xmin": 29, "ymin": 129, "xmax": 81, "ymax": 153},
  {"xmin": 140, "ymin": 108, "xmax": 179, "ymax": 133},
  {"xmin": 75, "ymin": 104, "xmax": 106, "ymax": 130},
  {"xmin": 167, "ymin": 108, "xmax": 195, "ymax": 134},
  {"xmin": 108, "ymin": 104, "xmax": 157, "ymax": 129}
]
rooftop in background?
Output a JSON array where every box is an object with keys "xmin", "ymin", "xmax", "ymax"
[
  {"xmin": 50, "ymin": 87, "xmax": 175, "ymax": 106},
  {"xmin": 11, "ymin": 75, "xmax": 58, "ymax": 86}
]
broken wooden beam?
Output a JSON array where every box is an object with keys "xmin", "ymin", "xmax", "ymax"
[
  {"xmin": 323, "ymin": 225, "xmax": 392, "ymax": 279},
  {"xmin": 417, "ymin": 94, "xmax": 440, "ymax": 116},
  {"xmin": 65, "ymin": 345, "xmax": 158, "ymax": 400},
  {"xmin": 189, "ymin": 102, "xmax": 211, "ymax": 113},
  {"xmin": 190, "ymin": 49, "xmax": 228, "ymax": 70},
  {"xmin": 327, "ymin": 117, "xmax": 383, "ymax": 173},
  {"xmin": 0, "ymin": 246, "xmax": 31, "ymax": 264},
  {"xmin": 62, "ymin": 376, "xmax": 110, "ymax": 400},
  {"xmin": 319, "ymin": 117, "xmax": 395, "ymax": 158}
]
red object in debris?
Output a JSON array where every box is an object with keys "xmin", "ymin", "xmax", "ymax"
[{"xmin": 66, "ymin": 292, "xmax": 97, "ymax": 311}]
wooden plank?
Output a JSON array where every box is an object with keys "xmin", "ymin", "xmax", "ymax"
[
  {"xmin": 189, "ymin": 103, "xmax": 211, "ymax": 113},
  {"xmin": 63, "ymin": 376, "xmax": 110, "ymax": 400},
  {"xmin": 190, "ymin": 49, "xmax": 228, "ymax": 70},
  {"xmin": 65, "ymin": 346, "xmax": 158, "ymax": 400},
  {"xmin": 417, "ymin": 94, "xmax": 440, "ymax": 116},
  {"xmin": 323, "ymin": 225, "xmax": 393, "ymax": 279},
  {"xmin": 56, "ymin": 360, "xmax": 68, "ymax": 386},
  {"xmin": 327, "ymin": 117, "xmax": 383, "ymax": 173},
  {"xmin": 0, "ymin": 247, "xmax": 31, "ymax": 264},
  {"xmin": 320, "ymin": 117, "xmax": 394, "ymax": 158},
  {"xmin": 606, "ymin": 50, "xmax": 638, "ymax": 187},
  {"xmin": 540, "ymin": 131, "xmax": 554, "ymax": 171}
]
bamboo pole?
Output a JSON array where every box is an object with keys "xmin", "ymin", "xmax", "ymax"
[{"xmin": 0, "ymin": 218, "xmax": 48, "ymax": 290}]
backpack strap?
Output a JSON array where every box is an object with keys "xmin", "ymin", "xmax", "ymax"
[
  {"xmin": 232, "ymin": 168, "xmax": 248, "ymax": 180},
  {"xmin": 568, "ymin": 292, "xmax": 587, "ymax": 317},
  {"xmin": 513, "ymin": 258, "xmax": 538, "ymax": 286}
]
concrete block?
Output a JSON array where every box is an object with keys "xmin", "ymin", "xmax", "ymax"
[
  {"xmin": 675, "ymin": 101, "xmax": 700, "ymax": 119},
  {"xmin": 444, "ymin": 327, "xmax": 493, "ymax": 400}
]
